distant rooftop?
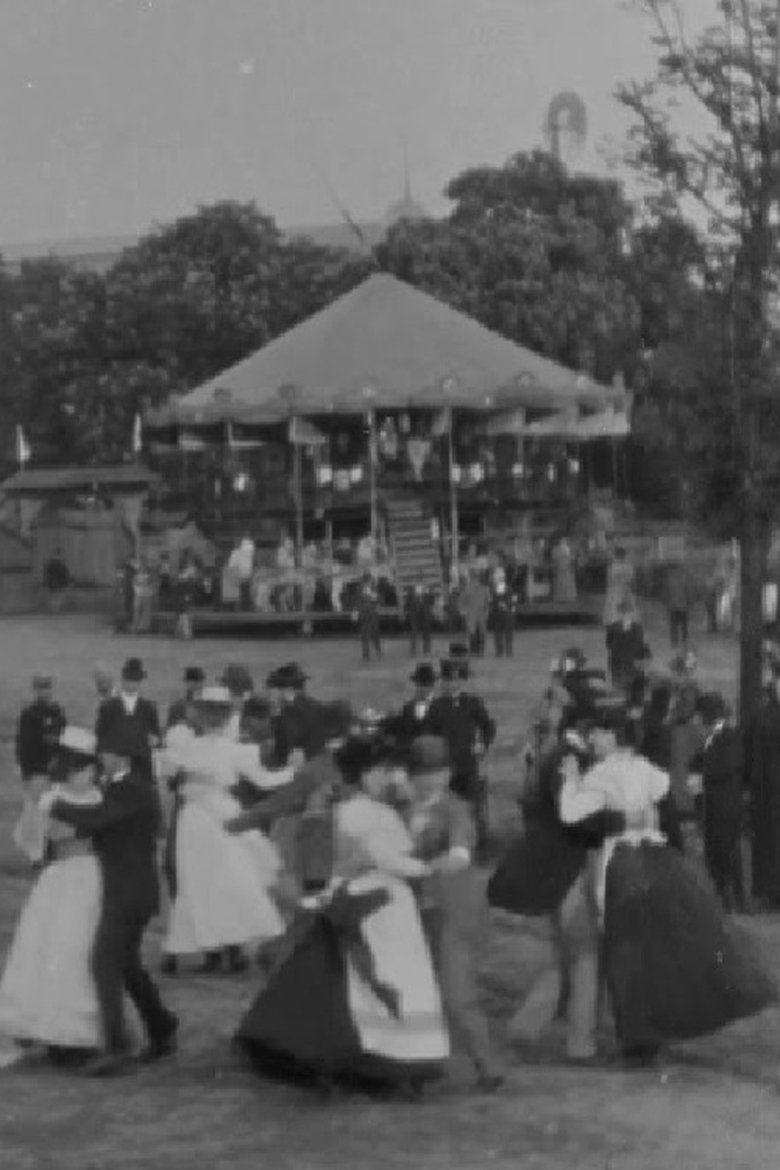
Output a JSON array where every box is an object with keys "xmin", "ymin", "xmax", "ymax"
[{"xmin": 1, "ymin": 191, "xmax": 432, "ymax": 274}]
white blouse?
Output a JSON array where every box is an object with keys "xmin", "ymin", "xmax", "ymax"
[
  {"xmin": 559, "ymin": 749, "xmax": 669, "ymax": 830},
  {"xmin": 157, "ymin": 726, "xmax": 293, "ymax": 795},
  {"xmin": 335, "ymin": 794, "xmax": 427, "ymax": 881}
]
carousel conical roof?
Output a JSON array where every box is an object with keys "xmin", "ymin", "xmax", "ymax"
[{"xmin": 163, "ymin": 273, "xmax": 619, "ymax": 422}]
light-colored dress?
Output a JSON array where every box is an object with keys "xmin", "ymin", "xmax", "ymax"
[
  {"xmin": 158, "ymin": 728, "xmax": 293, "ymax": 954},
  {"xmin": 559, "ymin": 749, "xmax": 667, "ymax": 914},
  {"xmin": 0, "ymin": 786, "xmax": 103, "ymax": 1049},
  {"xmin": 332, "ymin": 794, "xmax": 450, "ymax": 1064}
]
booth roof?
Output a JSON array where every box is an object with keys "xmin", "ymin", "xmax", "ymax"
[
  {"xmin": 1, "ymin": 464, "xmax": 158, "ymax": 496},
  {"xmin": 151, "ymin": 273, "xmax": 622, "ymax": 426}
]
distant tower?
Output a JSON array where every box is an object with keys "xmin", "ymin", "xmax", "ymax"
[
  {"xmin": 384, "ymin": 143, "xmax": 428, "ymax": 225},
  {"xmin": 544, "ymin": 92, "xmax": 588, "ymax": 170}
]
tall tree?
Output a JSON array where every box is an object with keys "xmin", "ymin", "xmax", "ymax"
[
  {"xmin": 2, "ymin": 257, "xmax": 110, "ymax": 465},
  {"xmin": 376, "ymin": 150, "xmax": 642, "ymax": 385},
  {"xmin": 105, "ymin": 200, "xmax": 369, "ymax": 391},
  {"xmin": 618, "ymin": 0, "xmax": 780, "ymax": 725},
  {"xmin": 0, "ymin": 201, "xmax": 370, "ymax": 465}
]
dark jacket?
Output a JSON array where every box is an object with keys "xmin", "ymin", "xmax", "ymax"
[
  {"xmin": 381, "ymin": 697, "xmax": 438, "ymax": 749},
  {"xmin": 606, "ymin": 620, "xmax": 649, "ymax": 678},
  {"xmin": 702, "ymin": 724, "xmax": 744, "ymax": 823},
  {"xmin": 405, "ymin": 588, "xmax": 435, "ymax": 628},
  {"xmin": 15, "ymin": 700, "xmax": 66, "ymax": 777},
  {"xmin": 50, "ymin": 768, "xmax": 162, "ymax": 919},
  {"xmin": 428, "ymin": 691, "xmax": 496, "ymax": 775},
  {"xmin": 95, "ymin": 696, "xmax": 161, "ymax": 778},
  {"xmin": 271, "ymin": 694, "xmax": 326, "ymax": 765},
  {"xmin": 664, "ymin": 564, "xmax": 694, "ymax": 614},
  {"xmin": 165, "ymin": 697, "xmax": 194, "ymax": 731},
  {"xmin": 488, "ymin": 745, "xmax": 623, "ymax": 917}
]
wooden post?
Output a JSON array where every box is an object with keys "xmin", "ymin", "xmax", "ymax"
[
  {"xmin": 448, "ymin": 412, "xmax": 459, "ymax": 579},
  {"xmin": 293, "ymin": 437, "xmax": 304, "ymax": 568}
]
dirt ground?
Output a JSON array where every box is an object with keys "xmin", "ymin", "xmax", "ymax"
[{"xmin": 1, "ymin": 611, "xmax": 780, "ymax": 1170}]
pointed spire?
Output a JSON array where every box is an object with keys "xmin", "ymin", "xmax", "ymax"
[{"xmin": 385, "ymin": 140, "xmax": 427, "ymax": 225}]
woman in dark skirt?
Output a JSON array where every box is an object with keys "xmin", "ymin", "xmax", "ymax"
[
  {"xmin": 559, "ymin": 706, "xmax": 777, "ymax": 1063},
  {"xmin": 235, "ymin": 737, "xmax": 449, "ymax": 1093}
]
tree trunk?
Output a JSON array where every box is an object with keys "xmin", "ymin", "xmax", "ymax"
[{"xmin": 739, "ymin": 502, "xmax": 767, "ymax": 731}]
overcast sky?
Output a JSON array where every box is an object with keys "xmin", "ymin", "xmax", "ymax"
[{"xmin": 0, "ymin": 0, "xmax": 720, "ymax": 244}]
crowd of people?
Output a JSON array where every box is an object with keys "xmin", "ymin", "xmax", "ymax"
[{"xmin": 0, "ymin": 626, "xmax": 778, "ymax": 1094}]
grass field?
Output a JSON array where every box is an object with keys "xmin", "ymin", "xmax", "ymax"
[{"xmin": 1, "ymin": 611, "xmax": 780, "ymax": 1170}]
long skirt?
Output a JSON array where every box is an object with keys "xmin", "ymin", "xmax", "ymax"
[
  {"xmin": 237, "ymin": 874, "xmax": 449, "ymax": 1088},
  {"xmin": 603, "ymin": 841, "xmax": 777, "ymax": 1049},
  {"xmin": 165, "ymin": 801, "xmax": 284, "ymax": 954},
  {"xmin": 0, "ymin": 855, "xmax": 102, "ymax": 1049}
]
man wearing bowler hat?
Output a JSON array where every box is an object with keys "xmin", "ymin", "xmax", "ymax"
[
  {"xmin": 429, "ymin": 655, "xmax": 496, "ymax": 859},
  {"xmin": 266, "ymin": 662, "xmax": 327, "ymax": 766},
  {"xmin": 96, "ymin": 658, "xmax": 161, "ymax": 782},
  {"xmin": 382, "ymin": 662, "xmax": 439, "ymax": 749}
]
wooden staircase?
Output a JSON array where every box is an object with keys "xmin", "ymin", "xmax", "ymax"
[{"xmin": 384, "ymin": 491, "xmax": 444, "ymax": 597}]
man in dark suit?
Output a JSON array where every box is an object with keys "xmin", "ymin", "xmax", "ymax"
[
  {"xmin": 266, "ymin": 662, "xmax": 332, "ymax": 765},
  {"xmin": 429, "ymin": 656, "xmax": 496, "ymax": 857},
  {"xmin": 166, "ymin": 665, "xmax": 204, "ymax": 731},
  {"xmin": 16, "ymin": 674, "xmax": 66, "ymax": 784},
  {"xmin": 405, "ymin": 584, "xmax": 435, "ymax": 657},
  {"xmin": 96, "ymin": 658, "xmax": 161, "ymax": 781},
  {"xmin": 698, "ymin": 693, "xmax": 746, "ymax": 912},
  {"xmin": 43, "ymin": 725, "xmax": 176, "ymax": 1075},
  {"xmin": 381, "ymin": 662, "xmax": 439, "ymax": 749},
  {"xmin": 355, "ymin": 573, "xmax": 382, "ymax": 662},
  {"xmin": 605, "ymin": 598, "xmax": 651, "ymax": 696}
]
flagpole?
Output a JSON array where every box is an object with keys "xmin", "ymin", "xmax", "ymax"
[
  {"xmin": 363, "ymin": 386, "xmax": 378, "ymax": 548},
  {"xmin": 278, "ymin": 384, "xmax": 304, "ymax": 568}
]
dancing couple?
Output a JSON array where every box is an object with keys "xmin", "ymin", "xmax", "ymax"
[
  {"xmin": 0, "ymin": 724, "xmax": 176, "ymax": 1076},
  {"xmin": 491, "ymin": 697, "xmax": 776, "ymax": 1067},
  {"xmin": 233, "ymin": 732, "xmax": 504, "ymax": 1096}
]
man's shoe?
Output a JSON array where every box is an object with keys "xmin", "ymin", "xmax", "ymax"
[
  {"xmin": 140, "ymin": 1017, "xmax": 178, "ymax": 1064},
  {"xmin": 82, "ymin": 1051, "xmax": 136, "ymax": 1078}
]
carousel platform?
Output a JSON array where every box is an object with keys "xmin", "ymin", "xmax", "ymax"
[{"xmin": 150, "ymin": 597, "xmax": 600, "ymax": 639}]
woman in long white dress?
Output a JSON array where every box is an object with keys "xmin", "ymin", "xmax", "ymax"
[
  {"xmin": 559, "ymin": 706, "xmax": 776, "ymax": 1063},
  {"xmin": 157, "ymin": 688, "xmax": 294, "ymax": 971},
  {"xmin": 237, "ymin": 735, "xmax": 450, "ymax": 1094},
  {"xmin": 0, "ymin": 728, "xmax": 104, "ymax": 1061}
]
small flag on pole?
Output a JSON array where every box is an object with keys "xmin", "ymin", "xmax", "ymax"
[
  {"xmin": 15, "ymin": 425, "xmax": 30, "ymax": 467},
  {"xmin": 132, "ymin": 414, "xmax": 143, "ymax": 455}
]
